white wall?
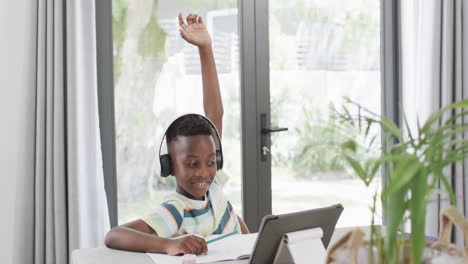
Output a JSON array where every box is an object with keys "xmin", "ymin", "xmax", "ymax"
[{"xmin": 0, "ymin": 0, "xmax": 37, "ymax": 263}]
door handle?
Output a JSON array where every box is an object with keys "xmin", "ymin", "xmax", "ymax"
[
  {"xmin": 260, "ymin": 113, "xmax": 288, "ymax": 161},
  {"xmin": 262, "ymin": 126, "xmax": 288, "ymax": 134}
]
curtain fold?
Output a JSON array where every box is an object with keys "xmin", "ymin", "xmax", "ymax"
[
  {"xmin": 401, "ymin": 0, "xmax": 467, "ymax": 244},
  {"xmin": 34, "ymin": 1, "xmax": 110, "ymax": 263},
  {"xmin": 66, "ymin": 0, "xmax": 111, "ymax": 251}
]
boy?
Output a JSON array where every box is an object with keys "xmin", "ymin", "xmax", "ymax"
[{"xmin": 105, "ymin": 13, "xmax": 249, "ymax": 256}]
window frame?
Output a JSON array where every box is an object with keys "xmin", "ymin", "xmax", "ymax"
[
  {"xmin": 95, "ymin": 0, "xmax": 118, "ymax": 227},
  {"xmin": 381, "ymin": 0, "xmax": 403, "ymax": 224}
]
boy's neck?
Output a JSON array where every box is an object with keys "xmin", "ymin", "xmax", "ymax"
[{"xmin": 176, "ymin": 186, "xmax": 206, "ymax": 201}]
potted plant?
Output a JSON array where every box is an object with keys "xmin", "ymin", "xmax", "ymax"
[{"xmin": 328, "ymin": 98, "xmax": 468, "ymax": 263}]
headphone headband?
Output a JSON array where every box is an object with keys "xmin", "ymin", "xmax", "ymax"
[{"xmin": 158, "ymin": 113, "xmax": 224, "ymax": 177}]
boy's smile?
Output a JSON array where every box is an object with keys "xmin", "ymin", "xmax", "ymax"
[{"xmin": 169, "ymin": 135, "xmax": 217, "ymax": 200}]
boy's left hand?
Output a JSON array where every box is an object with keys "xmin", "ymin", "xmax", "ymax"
[{"xmin": 178, "ymin": 13, "xmax": 212, "ymax": 49}]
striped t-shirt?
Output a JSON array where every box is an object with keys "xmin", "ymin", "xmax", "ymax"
[{"xmin": 142, "ymin": 173, "xmax": 241, "ymax": 238}]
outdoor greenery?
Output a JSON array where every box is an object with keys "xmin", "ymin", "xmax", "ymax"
[
  {"xmin": 112, "ymin": 0, "xmax": 240, "ymax": 205},
  {"xmin": 112, "ymin": 0, "xmax": 127, "ymax": 81},
  {"xmin": 291, "ymin": 105, "xmax": 366, "ymax": 176},
  {"xmin": 270, "ymin": 88, "xmax": 380, "ymax": 180},
  {"xmin": 138, "ymin": 0, "xmax": 167, "ymax": 57},
  {"xmin": 270, "ymin": 0, "xmax": 380, "ymax": 70},
  {"xmin": 113, "ymin": 0, "xmax": 170, "ymax": 202},
  {"xmin": 339, "ymin": 98, "xmax": 468, "ymax": 263}
]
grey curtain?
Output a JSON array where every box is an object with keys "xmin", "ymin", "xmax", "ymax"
[
  {"xmin": 34, "ymin": 1, "xmax": 68, "ymax": 262},
  {"xmin": 428, "ymin": 0, "xmax": 468, "ymax": 244},
  {"xmin": 34, "ymin": 1, "xmax": 110, "ymax": 263},
  {"xmin": 401, "ymin": 0, "xmax": 468, "ymax": 244}
]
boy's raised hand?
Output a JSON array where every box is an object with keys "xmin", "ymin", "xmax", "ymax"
[
  {"xmin": 178, "ymin": 13, "xmax": 212, "ymax": 49},
  {"xmin": 165, "ymin": 234, "xmax": 208, "ymax": 256}
]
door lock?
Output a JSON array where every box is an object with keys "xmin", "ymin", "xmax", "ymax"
[
  {"xmin": 262, "ymin": 146, "xmax": 270, "ymax": 156},
  {"xmin": 260, "ymin": 113, "xmax": 288, "ymax": 161}
]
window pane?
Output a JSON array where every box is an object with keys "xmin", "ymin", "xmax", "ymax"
[
  {"xmin": 112, "ymin": 0, "xmax": 241, "ymax": 224},
  {"xmin": 269, "ymin": 0, "xmax": 382, "ymax": 226}
]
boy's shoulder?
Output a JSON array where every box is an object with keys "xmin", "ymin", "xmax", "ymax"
[
  {"xmin": 160, "ymin": 198, "xmax": 185, "ymax": 218},
  {"xmin": 162, "ymin": 194, "xmax": 186, "ymax": 209},
  {"xmin": 213, "ymin": 172, "xmax": 229, "ymax": 187}
]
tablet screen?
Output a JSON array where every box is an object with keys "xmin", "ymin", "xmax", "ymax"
[{"xmin": 249, "ymin": 204, "xmax": 343, "ymax": 264}]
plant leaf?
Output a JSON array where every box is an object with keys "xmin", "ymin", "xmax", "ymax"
[
  {"xmin": 438, "ymin": 171, "xmax": 457, "ymax": 206},
  {"xmin": 341, "ymin": 140, "xmax": 357, "ymax": 152},
  {"xmin": 421, "ymin": 99, "xmax": 468, "ymax": 133},
  {"xmin": 383, "ymin": 157, "xmax": 421, "ymax": 197},
  {"xmin": 380, "ymin": 121, "xmax": 403, "ymax": 142},
  {"xmin": 344, "ymin": 153, "xmax": 368, "ymax": 185},
  {"xmin": 409, "ymin": 171, "xmax": 428, "ymax": 264},
  {"xmin": 384, "ymin": 187, "xmax": 407, "ymax": 264}
]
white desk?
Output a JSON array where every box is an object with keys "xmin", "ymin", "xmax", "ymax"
[
  {"xmin": 71, "ymin": 248, "xmax": 248, "ymax": 264},
  {"xmin": 72, "ymin": 227, "xmax": 369, "ymax": 264}
]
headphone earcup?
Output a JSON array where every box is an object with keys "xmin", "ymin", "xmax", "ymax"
[
  {"xmin": 216, "ymin": 150, "xmax": 223, "ymax": 171},
  {"xmin": 160, "ymin": 154, "xmax": 172, "ymax": 177}
]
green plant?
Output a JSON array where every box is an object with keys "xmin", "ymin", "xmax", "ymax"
[
  {"xmin": 339, "ymin": 98, "xmax": 468, "ymax": 263},
  {"xmin": 288, "ymin": 103, "xmax": 378, "ymax": 178}
]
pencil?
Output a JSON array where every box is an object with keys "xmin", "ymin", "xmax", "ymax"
[{"xmin": 206, "ymin": 231, "xmax": 238, "ymax": 244}]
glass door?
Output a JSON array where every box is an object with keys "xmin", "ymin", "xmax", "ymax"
[
  {"xmin": 111, "ymin": 0, "xmax": 384, "ymax": 229},
  {"xmin": 268, "ymin": 0, "xmax": 382, "ymax": 227},
  {"xmin": 112, "ymin": 0, "xmax": 242, "ymax": 224}
]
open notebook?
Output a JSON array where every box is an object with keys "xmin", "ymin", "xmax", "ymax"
[{"xmin": 147, "ymin": 233, "xmax": 257, "ymax": 264}]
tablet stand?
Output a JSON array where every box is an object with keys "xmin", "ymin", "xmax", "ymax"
[{"xmin": 272, "ymin": 227, "xmax": 327, "ymax": 264}]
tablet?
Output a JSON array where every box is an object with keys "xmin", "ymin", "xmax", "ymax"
[{"xmin": 249, "ymin": 204, "xmax": 344, "ymax": 264}]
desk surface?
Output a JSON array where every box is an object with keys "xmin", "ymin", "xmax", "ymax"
[
  {"xmin": 71, "ymin": 248, "xmax": 248, "ymax": 264},
  {"xmin": 72, "ymin": 227, "xmax": 369, "ymax": 264}
]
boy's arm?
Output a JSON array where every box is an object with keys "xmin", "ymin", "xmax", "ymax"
[
  {"xmin": 105, "ymin": 219, "xmax": 208, "ymax": 255},
  {"xmin": 104, "ymin": 220, "xmax": 170, "ymax": 253},
  {"xmin": 178, "ymin": 13, "xmax": 224, "ymax": 138},
  {"xmin": 237, "ymin": 215, "xmax": 250, "ymax": 234}
]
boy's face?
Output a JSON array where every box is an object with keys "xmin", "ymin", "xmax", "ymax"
[{"xmin": 169, "ymin": 135, "xmax": 217, "ymax": 200}]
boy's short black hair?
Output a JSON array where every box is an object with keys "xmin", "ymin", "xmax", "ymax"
[{"xmin": 166, "ymin": 114, "xmax": 214, "ymax": 145}]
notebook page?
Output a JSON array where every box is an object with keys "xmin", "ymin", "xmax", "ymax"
[
  {"xmin": 197, "ymin": 233, "xmax": 257, "ymax": 263},
  {"xmin": 147, "ymin": 233, "xmax": 257, "ymax": 264}
]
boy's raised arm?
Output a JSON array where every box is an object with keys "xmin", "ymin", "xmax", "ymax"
[{"xmin": 178, "ymin": 13, "xmax": 224, "ymax": 138}]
